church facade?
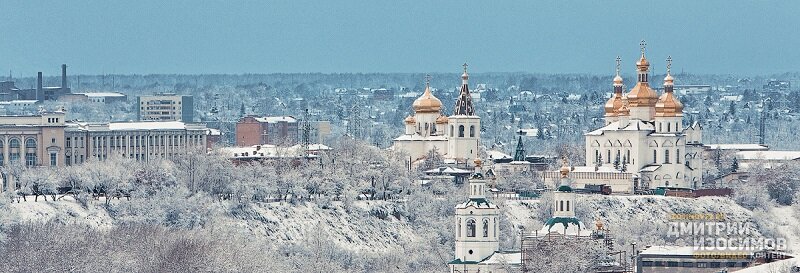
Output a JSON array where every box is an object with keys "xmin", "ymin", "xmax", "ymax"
[
  {"xmin": 392, "ymin": 65, "xmax": 481, "ymax": 164},
  {"xmin": 545, "ymin": 43, "xmax": 704, "ymax": 192}
]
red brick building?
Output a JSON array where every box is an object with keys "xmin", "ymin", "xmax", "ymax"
[{"xmin": 235, "ymin": 116, "xmax": 298, "ymax": 146}]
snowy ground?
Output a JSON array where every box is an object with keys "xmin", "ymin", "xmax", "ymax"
[{"xmin": 6, "ymin": 194, "xmax": 797, "ymax": 255}]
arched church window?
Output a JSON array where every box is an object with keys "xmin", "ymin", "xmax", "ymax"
[
  {"xmin": 653, "ymin": 150, "xmax": 657, "ymax": 164},
  {"xmin": 607, "ymin": 150, "xmax": 611, "ymax": 164},
  {"xmin": 493, "ymin": 218, "xmax": 497, "ymax": 238},
  {"xmin": 458, "ymin": 125, "xmax": 465, "ymax": 137},
  {"xmin": 469, "ymin": 125, "xmax": 475, "ymax": 137},
  {"xmin": 667, "ymin": 123, "xmax": 671, "ymax": 132},
  {"xmin": 676, "ymin": 149, "xmax": 680, "ymax": 164},
  {"xmin": 450, "ymin": 125, "xmax": 454, "ymax": 137},
  {"xmin": 559, "ymin": 200, "xmax": 564, "ymax": 211},
  {"xmin": 595, "ymin": 150, "xmax": 599, "ymax": 163},
  {"xmin": 664, "ymin": 150, "xmax": 670, "ymax": 164},
  {"xmin": 458, "ymin": 218, "xmax": 462, "ymax": 237},
  {"xmin": 627, "ymin": 150, "xmax": 631, "ymax": 164},
  {"xmin": 566, "ymin": 200, "xmax": 570, "ymax": 211},
  {"xmin": 482, "ymin": 219, "xmax": 489, "ymax": 237},
  {"xmin": 466, "ymin": 219, "xmax": 476, "ymax": 237}
]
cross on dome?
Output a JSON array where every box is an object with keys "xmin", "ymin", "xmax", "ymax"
[
  {"xmin": 666, "ymin": 56, "xmax": 672, "ymax": 75},
  {"xmin": 640, "ymin": 40, "xmax": 647, "ymax": 56}
]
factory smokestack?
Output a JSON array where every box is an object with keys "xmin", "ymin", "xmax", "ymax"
[
  {"xmin": 61, "ymin": 64, "xmax": 67, "ymax": 89},
  {"xmin": 37, "ymin": 72, "xmax": 42, "ymax": 101}
]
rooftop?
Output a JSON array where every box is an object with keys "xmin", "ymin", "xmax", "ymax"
[
  {"xmin": 705, "ymin": 144, "xmax": 769, "ymax": 151},
  {"xmin": 737, "ymin": 151, "xmax": 800, "ymax": 161}
]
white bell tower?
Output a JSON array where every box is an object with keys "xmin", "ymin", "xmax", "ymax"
[
  {"xmin": 448, "ymin": 63, "xmax": 481, "ymax": 162},
  {"xmin": 454, "ymin": 159, "xmax": 499, "ymax": 263}
]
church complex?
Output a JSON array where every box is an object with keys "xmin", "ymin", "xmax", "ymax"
[
  {"xmin": 410, "ymin": 42, "xmax": 711, "ymax": 272},
  {"xmin": 392, "ymin": 64, "xmax": 481, "ymax": 164}
]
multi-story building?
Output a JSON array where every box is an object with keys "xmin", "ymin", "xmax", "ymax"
[
  {"xmin": 137, "ymin": 93, "xmax": 194, "ymax": 122},
  {"xmin": 0, "ymin": 111, "xmax": 210, "ymax": 192},
  {"xmin": 65, "ymin": 121, "xmax": 208, "ymax": 164},
  {"xmin": 235, "ymin": 116, "xmax": 298, "ymax": 146},
  {"xmin": 0, "ymin": 111, "xmax": 67, "ymax": 191}
]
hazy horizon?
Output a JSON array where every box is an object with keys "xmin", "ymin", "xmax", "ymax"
[{"xmin": 2, "ymin": 1, "xmax": 799, "ymax": 76}]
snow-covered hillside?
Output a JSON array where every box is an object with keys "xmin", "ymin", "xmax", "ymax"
[{"xmin": 7, "ymin": 194, "xmax": 797, "ymax": 256}]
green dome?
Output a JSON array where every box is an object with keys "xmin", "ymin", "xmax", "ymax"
[{"xmin": 557, "ymin": 185, "xmax": 573, "ymax": 192}]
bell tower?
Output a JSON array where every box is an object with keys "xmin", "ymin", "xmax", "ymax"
[
  {"xmin": 448, "ymin": 63, "xmax": 481, "ymax": 162},
  {"xmin": 454, "ymin": 159, "xmax": 499, "ymax": 263}
]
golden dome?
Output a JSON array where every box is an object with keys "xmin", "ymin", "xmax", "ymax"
[
  {"xmin": 412, "ymin": 84, "xmax": 442, "ymax": 113},
  {"xmin": 626, "ymin": 82, "xmax": 659, "ymax": 107},
  {"xmin": 604, "ymin": 93, "xmax": 624, "ymax": 117},
  {"xmin": 404, "ymin": 116, "xmax": 416, "ymax": 124},
  {"xmin": 613, "ymin": 75, "xmax": 624, "ymax": 86},
  {"xmin": 474, "ymin": 158, "xmax": 483, "ymax": 167},
  {"xmin": 436, "ymin": 115, "xmax": 449, "ymax": 124},
  {"xmin": 636, "ymin": 55, "xmax": 650, "ymax": 71},
  {"xmin": 655, "ymin": 92, "xmax": 684, "ymax": 117},
  {"xmin": 559, "ymin": 157, "xmax": 570, "ymax": 178}
]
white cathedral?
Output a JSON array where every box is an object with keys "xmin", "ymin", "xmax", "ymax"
[
  {"xmin": 546, "ymin": 42, "xmax": 704, "ymax": 192},
  {"xmin": 392, "ymin": 65, "xmax": 481, "ymax": 164}
]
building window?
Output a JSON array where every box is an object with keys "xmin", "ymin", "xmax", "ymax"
[
  {"xmin": 653, "ymin": 150, "xmax": 657, "ymax": 163},
  {"xmin": 466, "ymin": 219, "xmax": 476, "ymax": 237},
  {"xmin": 559, "ymin": 200, "xmax": 564, "ymax": 211},
  {"xmin": 607, "ymin": 150, "xmax": 611, "ymax": 163},
  {"xmin": 566, "ymin": 200, "xmax": 570, "ymax": 211},
  {"xmin": 457, "ymin": 218, "xmax": 461, "ymax": 237},
  {"xmin": 50, "ymin": 152, "xmax": 57, "ymax": 166},
  {"xmin": 676, "ymin": 149, "xmax": 681, "ymax": 164},
  {"xmin": 25, "ymin": 139, "xmax": 36, "ymax": 167},
  {"xmin": 449, "ymin": 125, "xmax": 454, "ymax": 137},
  {"xmin": 469, "ymin": 125, "xmax": 475, "ymax": 137},
  {"xmin": 458, "ymin": 125, "xmax": 464, "ymax": 137},
  {"xmin": 594, "ymin": 150, "xmax": 599, "ymax": 163},
  {"xmin": 26, "ymin": 152, "xmax": 36, "ymax": 166},
  {"xmin": 664, "ymin": 150, "xmax": 670, "ymax": 164},
  {"xmin": 667, "ymin": 123, "xmax": 671, "ymax": 132},
  {"xmin": 482, "ymin": 219, "xmax": 489, "ymax": 237}
]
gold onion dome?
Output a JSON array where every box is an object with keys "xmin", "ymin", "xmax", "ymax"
[
  {"xmin": 604, "ymin": 93, "xmax": 624, "ymax": 117},
  {"xmin": 559, "ymin": 157, "xmax": 570, "ymax": 178},
  {"xmin": 655, "ymin": 56, "xmax": 683, "ymax": 117},
  {"xmin": 605, "ymin": 56, "xmax": 625, "ymax": 117},
  {"xmin": 655, "ymin": 93, "xmax": 684, "ymax": 117},
  {"xmin": 404, "ymin": 116, "xmax": 416, "ymax": 124},
  {"xmin": 474, "ymin": 158, "xmax": 483, "ymax": 167},
  {"xmin": 436, "ymin": 115, "xmax": 449, "ymax": 124},
  {"xmin": 613, "ymin": 75, "xmax": 624, "ymax": 86},
  {"xmin": 412, "ymin": 79, "xmax": 443, "ymax": 113},
  {"xmin": 627, "ymin": 41, "xmax": 658, "ymax": 107}
]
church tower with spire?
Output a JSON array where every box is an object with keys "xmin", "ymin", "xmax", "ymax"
[
  {"xmin": 452, "ymin": 158, "xmax": 499, "ymax": 264},
  {"xmin": 447, "ymin": 63, "xmax": 481, "ymax": 162}
]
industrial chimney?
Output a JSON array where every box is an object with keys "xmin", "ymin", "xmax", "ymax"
[
  {"xmin": 61, "ymin": 64, "xmax": 67, "ymax": 89},
  {"xmin": 37, "ymin": 72, "xmax": 43, "ymax": 101}
]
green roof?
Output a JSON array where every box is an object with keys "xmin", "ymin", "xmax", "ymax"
[
  {"xmin": 557, "ymin": 185, "xmax": 573, "ymax": 192},
  {"xmin": 448, "ymin": 258, "xmax": 479, "ymax": 265},
  {"xmin": 544, "ymin": 217, "xmax": 582, "ymax": 232},
  {"xmin": 469, "ymin": 198, "xmax": 490, "ymax": 207}
]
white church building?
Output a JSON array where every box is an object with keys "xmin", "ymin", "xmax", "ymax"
[
  {"xmin": 392, "ymin": 65, "xmax": 481, "ymax": 164},
  {"xmin": 544, "ymin": 42, "xmax": 704, "ymax": 192}
]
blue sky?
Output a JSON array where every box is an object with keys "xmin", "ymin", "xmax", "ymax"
[{"xmin": 1, "ymin": 0, "xmax": 798, "ymax": 76}]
